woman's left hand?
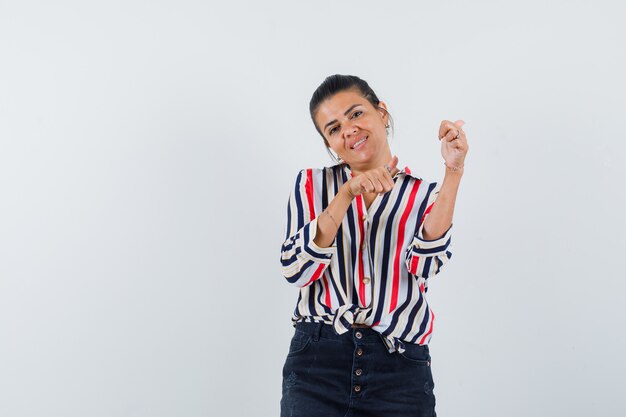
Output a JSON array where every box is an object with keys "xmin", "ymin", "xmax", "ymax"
[{"xmin": 439, "ymin": 119, "xmax": 468, "ymax": 171}]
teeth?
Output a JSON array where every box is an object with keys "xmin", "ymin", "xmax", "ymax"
[{"xmin": 352, "ymin": 136, "xmax": 367, "ymax": 149}]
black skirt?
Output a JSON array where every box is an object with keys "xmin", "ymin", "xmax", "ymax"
[{"xmin": 280, "ymin": 321, "xmax": 437, "ymax": 417}]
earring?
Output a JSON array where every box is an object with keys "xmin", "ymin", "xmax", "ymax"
[{"xmin": 385, "ymin": 123, "xmax": 390, "ymax": 128}]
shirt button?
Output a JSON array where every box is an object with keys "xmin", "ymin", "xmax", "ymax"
[
  {"xmin": 361, "ymin": 215, "xmax": 367, "ymax": 222},
  {"xmin": 356, "ymin": 348, "xmax": 364, "ymax": 356},
  {"xmin": 363, "ymin": 277, "xmax": 370, "ymax": 285},
  {"xmin": 355, "ymin": 369, "xmax": 363, "ymax": 376},
  {"xmin": 355, "ymin": 331, "xmax": 363, "ymax": 339},
  {"xmin": 354, "ymin": 385, "xmax": 361, "ymax": 392}
]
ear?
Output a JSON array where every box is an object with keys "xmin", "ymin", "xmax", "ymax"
[{"xmin": 377, "ymin": 101, "xmax": 389, "ymax": 124}]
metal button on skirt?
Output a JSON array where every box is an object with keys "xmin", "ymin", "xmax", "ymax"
[{"xmin": 280, "ymin": 321, "xmax": 436, "ymax": 417}]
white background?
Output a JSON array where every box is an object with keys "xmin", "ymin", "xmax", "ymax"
[{"xmin": 1, "ymin": 1, "xmax": 625, "ymax": 416}]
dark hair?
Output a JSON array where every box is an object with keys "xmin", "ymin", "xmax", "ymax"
[{"xmin": 309, "ymin": 74, "xmax": 394, "ymax": 162}]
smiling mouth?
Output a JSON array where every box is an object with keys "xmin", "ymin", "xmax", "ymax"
[{"xmin": 351, "ymin": 136, "xmax": 368, "ymax": 149}]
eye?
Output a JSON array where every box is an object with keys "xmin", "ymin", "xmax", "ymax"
[
  {"xmin": 352, "ymin": 110, "xmax": 362, "ymax": 118},
  {"xmin": 329, "ymin": 126, "xmax": 338, "ymax": 135}
]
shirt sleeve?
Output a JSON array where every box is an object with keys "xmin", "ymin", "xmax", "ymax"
[
  {"xmin": 404, "ymin": 181, "xmax": 453, "ymax": 281},
  {"xmin": 280, "ymin": 169, "xmax": 337, "ymax": 287}
]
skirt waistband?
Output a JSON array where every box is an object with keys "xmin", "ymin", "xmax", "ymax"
[{"xmin": 294, "ymin": 321, "xmax": 386, "ymax": 345}]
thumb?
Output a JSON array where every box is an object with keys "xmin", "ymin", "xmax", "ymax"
[
  {"xmin": 387, "ymin": 155, "xmax": 399, "ymax": 174},
  {"xmin": 454, "ymin": 120, "xmax": 465, "ymax": 128}
]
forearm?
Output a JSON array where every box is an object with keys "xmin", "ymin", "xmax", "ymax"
[
  {"xmin": 313, "ymin": 183, "xmax": 354, "ymax": 248},
  {"xmin": 422, "ymin": 167, "xmax": 463, "ymax": 240}
]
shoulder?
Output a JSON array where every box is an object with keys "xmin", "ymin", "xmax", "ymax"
[
  {"xmin": 394, "ymin": 169, "xmax": 439, "ymax": 199},
  {"xmin": 291, "ymin": 164, "xmax": 344, "ymax": 182}
]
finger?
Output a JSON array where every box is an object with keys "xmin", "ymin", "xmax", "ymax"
[
  {"xmin": 361, "ymin": 176, "xmax": 376, "ymax": 193},
  {"xmin": 454, "ymin": 120, "xmax": 465, "ymax": 129},
  {"xmin": 375, "ymin": 174, "xmax": 392, "ymax": 196},
  {"xmin": 438, "ymin": 120, "xmax": 452, "ymax": 140},
  {"xmin": 353, "ymin": 177, "xmax": 367, "ymax": 195},
  {"xmin": 379, "ymin": 175, "xmax": 394, "ymax": 195},
  {"xmin": 380, "ymin": 167, "xmax": 394, "ymax": 188},
  {"xmin": 443, "ymin": 127, "xmax": 462, "ymax": 143},
  {"xmin": 438, "ymin": 120, "xmax": 462, "ymax": 140},
  {"xmin": 370, "ymin": 175, "xmax": 385, "ymax": 193},
  {"xmin": 387, "ymin": 155, "xmax": 399, "ymax": 170},
  {"xmin": 374, "ymin": 164, "xmax": 393, "ymax": 189},
  {"xmin": 385, "ymin": 155, "xmax": 400, "ymax": 176},
  {"xmin": 366, "ymin": 174, "xmax": 385, "ymax": 193}
]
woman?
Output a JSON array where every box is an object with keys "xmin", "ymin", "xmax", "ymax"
[{"xmin": 279, "ymin": 74, "xmax": 468, "ymax": 417}]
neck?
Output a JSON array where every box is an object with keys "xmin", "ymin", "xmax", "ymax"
[{"xmin": 348, "ymin": 150, "xmax": 393, "ymax": 177}]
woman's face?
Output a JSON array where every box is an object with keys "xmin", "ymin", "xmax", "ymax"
[{"xmin": 314, "ymin": 89, "xmax": 390, "ymax": 171}]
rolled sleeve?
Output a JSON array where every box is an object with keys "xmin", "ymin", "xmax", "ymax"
[
  {"xmin": 302, "ymin": 216, "xmax": 337, "ymax": 262},
  {"xmin": 413, "ymin": 222, "xmax": 453, "ymax": 256},
  {"xmin": 404, "ymin": 180, "xmax": 454, "ymax": 279},
  {"xmin": 405, "ymin": 222, "xmax": 453, "ymax": 278},
  {"xmin": 280, "ymin": 169, "xmax": 337, "ymax": 287}
]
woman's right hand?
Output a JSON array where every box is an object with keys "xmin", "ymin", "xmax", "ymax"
[{"xmin": 346, "ymin": 156, "xmax": 400, "ymax": 198}]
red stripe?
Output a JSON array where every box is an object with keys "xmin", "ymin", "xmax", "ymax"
[
  {"xmin": 408, "ymin": 197, "xmax": 434, "ymax": 275},
  {"xmin": 323, "ymin": 273, "xmax": 331, "ymax": 308},
  {"xmin": 410, "ymin": 256, "xmax": 420, "ymax": 275},
  {"xmin": 304, "ymin": 263, "xmax": 326, "ymax": 286},
  {"xmin": 418, "ymin": 308, "xmax": 435, "ymax": 344},
  {"xmin": 305, "ymin": 169, "xmax": 316, "ymax": 219},
  {"xmin": 355, "ymin": 195, "xmax": 366, "ymax": 306},
  {"xmin": 390, "ymin": 180, "xmax": 421, "ymax": 311},
  {"xmin": 420, "ymin": 202, "xmax": 435, "ymax": 227}
]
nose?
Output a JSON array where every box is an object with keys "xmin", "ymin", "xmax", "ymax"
[{"xmin": 342, "ymin": 120, "xmax": 358, "ymax": 138}]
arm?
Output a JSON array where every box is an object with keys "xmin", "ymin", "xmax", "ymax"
[
  {"xmin": 312, "ymin": 183, "xmax": 354, "ymax": 248},
  {"xmin": 404, "ymin": 176, "xmax": 455, "ymax": 280},
  {"xmin": 280, "ymin": 169, "xmax": 351, "ymax": 287},
  {"xmin": 421, "ymin": 167, "xmax": 462, "ymax": 240},
  {"xmin": 281, "ymin": 157, "xmax": 396, "ymax": 286}
]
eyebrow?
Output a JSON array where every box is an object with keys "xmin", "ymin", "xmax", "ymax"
[{"xmin": 323, "ymin": 104, "xmax": 363, "ymax": 133}]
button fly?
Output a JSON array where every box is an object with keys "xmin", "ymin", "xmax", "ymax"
[{"xmin": 355, "ymin": 331, "xmax": 363, "ymax": 339}]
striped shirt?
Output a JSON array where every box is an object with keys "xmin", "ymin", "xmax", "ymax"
[{"xmin": 280, "ymin": 162, "xmax": 453, "ymax": 353}]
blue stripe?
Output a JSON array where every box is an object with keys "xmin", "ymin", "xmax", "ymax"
[
  {"xmin": 294, "ymin": 170, "xmax": 304, "ymax": 230},
  {"xmin": 307, "ymin": 280, "xmax": 317, "ymax": 316},
  {"xmin": 401, "ymin": 282, "xmax": 426, "ymax": 341},
  {"xmin": 422, "ymin": 257, "xmax": 432, "ymax": 278},
  {"xmin": 411, "ymin": 236, "xmax": 451, "ymax": 255},
  {"xmin": 281, "ymin": 234, "xmax": 299, "ymax": 252},
  {"xmin": 332, "ymin": 166, "xmax": 348, "ymax": 299},
  {"xmin": 302, "ymin": 223, "xmax": 331, "ymax": 259},
  {"xmin": 385, "ymin": 269, "xmax": 416, "ymax": 338},
  {"xmin": 372, "ymin": 176, "xmax": 410, "ymax": 325},
  {"xmin": 281, "ymin": 246, "xmax": 303, "ymax": 267},
  {"xmin": 316, "ymin": 276, "xmax": 333, "ymax": 315},
  {"xmin": 322, "ymin": 167, "xmax": 328, "ymax": 209},
  {"xmin": 285, "ymin": 197, "xmax": 292, "ymax": 241},
  {"xmin": 342, "ymin": 166, "xmax": 358, "ymax": 303},
  {"xmin": 285, "ymin": 259, "xmax": 315, "ymax": 283},
  {"xmin": 339, "ymin": 315, "xmax": 351, "ymax": 330},
  {"xmin": 411, "ymin": 304, "xmax": 431, "ymax": 343}
]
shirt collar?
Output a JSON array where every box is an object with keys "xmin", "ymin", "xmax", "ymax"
[{"xmin": 341, "ymin": 162, "xmax": 421, "ymax": 181}]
